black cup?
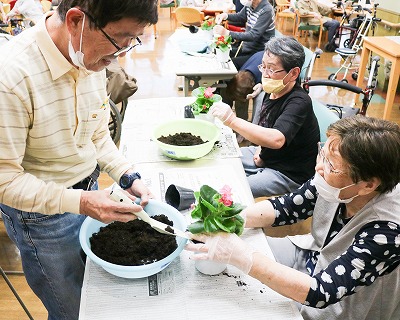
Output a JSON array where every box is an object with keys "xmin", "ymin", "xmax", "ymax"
[
  {"xmin": 165, "ymin": 184, "xmax": 195, "ymax": 211},
  {"xmin": 188, "ymin": 25, "xmax": 199, "ymax": 34}
]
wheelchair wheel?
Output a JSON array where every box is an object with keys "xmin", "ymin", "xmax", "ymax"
[
  {"xmin": 328, "ymin": 73, "xmax": 336, "ymax": 80},
  {"xmin": 351, "ymin": 72, "xmax": 358, "ymax": 80},
  {"xmin": 109, "ymin": 99, "xmax": 122, "ymax": 144},
  {"xmin": 341, "ymin": 79, "xmax": 348, "ymax": 83}
]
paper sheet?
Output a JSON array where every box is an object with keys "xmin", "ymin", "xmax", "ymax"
[
  {"xmin": 119, "ymin": 98, "xmax": 242, "ymax": 164},
  {"xmin": 79, "ymin": 229, "xmax": 302, "ymax": 320}
]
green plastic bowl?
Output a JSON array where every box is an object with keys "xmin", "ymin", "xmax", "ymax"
[{"xmin": 153, "ymin": 119, "xmax": 220, "ymax": 160}]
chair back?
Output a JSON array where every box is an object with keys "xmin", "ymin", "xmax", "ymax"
[
  {"xmin": 41, "ymin": 0, "xmax": 52, "ymax": 12},
  {"xmin": 311, "ymin": 99, "xmax": 339, "ymax": 142},
  {"xmin": 175, "ymin": 7, "xmax": 204, "ymax": 27},
  {"xmin": 275, "ymin": 0, "xmax": 291, "ymax": 11},
  {"xmin": 2, "ymin": 3, "xmax": 10, "ymax": 14}
]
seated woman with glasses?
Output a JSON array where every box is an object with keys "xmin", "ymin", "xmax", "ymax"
[
  {"xmin": 186, "ymin": 116, "xmax": 400, "ymax": 320},
  {"xmin": 210, "ymin": 36, "xmax": 320, "ymax": 198}
]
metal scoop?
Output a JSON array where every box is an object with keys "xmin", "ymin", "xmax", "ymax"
[{"xmin": 109, "ymin": 188, "xmax": 191, "ymax": 240}]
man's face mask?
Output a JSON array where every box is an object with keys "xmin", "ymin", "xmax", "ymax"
[
  {"xmin": 68, "ymin": 13, "xmax": 91, "ymax": 72},
  {"xmin": 240, "ymin": 0, "xmax": 252, "ymax": 7}
]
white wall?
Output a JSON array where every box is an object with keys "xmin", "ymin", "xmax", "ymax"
[{"xmin": 376, "ymin": 0, "xmax": 400, "ymax": 14}]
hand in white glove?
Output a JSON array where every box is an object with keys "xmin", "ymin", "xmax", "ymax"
[
  {"xmin": 213, "ymin": 24, "xmax": 229, "ymax": 37},
  {"xmin": 185, "ymin": 232, "xmax": 255, "ymax": 274},
  {"xmin": 215, "ymin": 12, "xmax": 228, "ymax": 25},
  {"xmin": 246, "ymin": 83, "xmax": 263, "ymax": 100},
  {"xmin": 209, "ymin": 102, "xmax": 236, "ymax": 125}
]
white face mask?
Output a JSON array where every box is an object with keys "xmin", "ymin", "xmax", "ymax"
[
  {"xmin": 313, "ymin": 172, "xmax": 358, "ymax": 204},
  {"xmin": 68, "ymin": 13, "xmax": 89, "ymax": 71},
  {"xmin": 240, "ymin": 0, "xmax": 252, "ymax": 7}
]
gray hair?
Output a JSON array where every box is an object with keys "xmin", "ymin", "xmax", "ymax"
[
  {"xmin": 264, "ymin": 36, "xmax": 305, "ymax": 72},
  {"xmin": 327, "ymin": 116, "xmax": 400, "ymax": 193}
]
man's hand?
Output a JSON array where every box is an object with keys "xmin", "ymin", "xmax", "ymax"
[
  {"xmin": 79, "ymin": 189, "xmax": 148, "ymax": 224},
  {"xmin": 209, "ymin": 102, "xmax": 236, "ymax": 125},
  {"xmin": 125, "ymin": 178, "xmax": 154, "ymax": 207},
  {"xmin": 313, "ymin": 12, "xmax": 322, "ymax": 19},
  {"xmin": 185, "ymin": 232, "xmax": 255, "ymax": 274},
  {"xmin": 215, "ymin": 12, "xmax": 228, "ymax": 25}
]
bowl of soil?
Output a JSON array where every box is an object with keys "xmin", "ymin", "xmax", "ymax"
[
  {"xmin": 153, "ymin": 119, "xmax": 220, "ymax": 160},
  {"xmin": 79, "ymin": 199, "xmax": 188, "ymax": 279}
]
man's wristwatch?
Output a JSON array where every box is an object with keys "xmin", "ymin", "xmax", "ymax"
[{"xmin": 119, "ymin": 172, "xmax": 141, "ymax": 189}]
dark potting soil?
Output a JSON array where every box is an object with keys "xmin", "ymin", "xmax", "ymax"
[
  {"xmin": 90, "ymin": 215, "xmax": 178, "ymax": 266},
  {"xmin": 157, "ymin": 132, "xmax": 208, "ymax": 146}
]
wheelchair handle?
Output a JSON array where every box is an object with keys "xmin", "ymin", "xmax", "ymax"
[{"xmin": 305, "ymin": 80, "xmax": 364, "ymax": 94}]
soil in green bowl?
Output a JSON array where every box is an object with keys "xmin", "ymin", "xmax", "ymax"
[{"xmin": 157, "ymin": 132, "xmax": 208, "ymax": 146}]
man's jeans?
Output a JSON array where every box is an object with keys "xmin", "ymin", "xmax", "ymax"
[{"xmin": 0, "ymin": 183, "xmax": 96, "ymax": 320}]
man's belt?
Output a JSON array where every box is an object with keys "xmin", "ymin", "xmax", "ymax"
[{"xmin": 71, "ymin": 164, "xmax": 100, "ymax": 190}]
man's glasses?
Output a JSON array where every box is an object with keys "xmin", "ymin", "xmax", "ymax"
[
  {"xmin": 82, "ymin": 11, "xmax": 142, "ymax": 57},
  {"xmin": 317, "ymin": 142, "xmax": 344, "ymax": 175},
  {"xmin": 257, "ymin": 64, "xmax": 285, "ymax": 76}
]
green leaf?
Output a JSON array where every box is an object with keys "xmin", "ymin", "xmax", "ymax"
[
  {"xmin": 200, "ymin": 185, "xmax": 218, "ymax": 202},
  {"xmin": 214, "ymin": 217, "xmax": 236, "ymax": 233},
  {"xmin": 191, "ymin": 205, "xmax": 203, "ymax": 220},
  {"xmin": 188, "ymin": 221, "xmax": 205, "ymax": 234},
  {"xmin": 203, "ymin": 216, "xmax": 220, "ymax": 233}
]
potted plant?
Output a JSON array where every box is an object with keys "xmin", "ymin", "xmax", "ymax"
[
  {"xmin": 188, "ymin": 184, "xmax": 245, "ymax": 275},
  {"xmin": 190, "ymin": 87, "xmax": 222, "ymax": 121},
  {"xmin": 201, "ymin": 18, "xmax": 215, "ymax": 32},
  {"xmin": 210, "ymin": 34, "xmax": 232, "ymax": 63}
]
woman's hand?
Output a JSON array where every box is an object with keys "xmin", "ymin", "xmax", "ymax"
[
  {"xmin": 213, "ymin": 24, "xmax": 229, "ymax": 36},
  {"xmin": 185, "ymin": 232, "xmax": 255, "ymax": 274},
  {"xmin": 209, "ymin": 102, "xmax": 236, "ymax": 125},
  {"xmin": 246, "ymin": 83, "xmax": 263, "ymax": 100},
  {"xmin": 215, "ymin": 12, "xmax": 228, "ymax": 25},
  {"xmin": 253, "ymin": 146, "xmax": 264, "ymax": 167}
]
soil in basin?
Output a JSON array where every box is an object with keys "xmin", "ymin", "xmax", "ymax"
[{"xmin": 90, "ymin": 215, "xmax": 178, "ymax": 266}]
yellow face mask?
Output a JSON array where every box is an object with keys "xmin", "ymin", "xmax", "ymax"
[{"xmin": 261, "ymin": 70, "xmax": 292, "ymax": 94}]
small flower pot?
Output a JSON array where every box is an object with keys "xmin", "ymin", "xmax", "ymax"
[
  {"xmin": 194, "ymin": 112, "xmax": 214, "ymax": 123},
  {"xmin": 195, "ymin": 259, "xmax": 227, "ymax": 275},
  {"xmin": 200, "ymin": 29, "xmax": 214, "ymax": 40},
  {"xmin": 215, "ymin": 48, "xmax": 230, "ymax": 63}
]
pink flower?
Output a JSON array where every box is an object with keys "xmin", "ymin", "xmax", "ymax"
[
  {"xmin": 203, "ymin": 87, "xmax": 216, "ymax": 99},
  {"xmin": 218, "ymin": 185, "xmax": 233, "ymax": 207}
]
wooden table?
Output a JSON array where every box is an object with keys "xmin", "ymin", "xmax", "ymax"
[{"xmin": 356, "ymin": 36, "xmax": 400, "ymax": 120}]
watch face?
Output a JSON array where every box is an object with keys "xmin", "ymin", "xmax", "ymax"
[
  {"xmin": 120, "ymin": 172, "xmax": 141, "ymax": 189},
  {"xmin": 120, "ymin": 174, "xmax": 131, "ymax": 188}
]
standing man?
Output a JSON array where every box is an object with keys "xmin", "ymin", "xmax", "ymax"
[
  {"xmin": 0, "ymin": 0, "xmax": 158, "ymax": 319},
  {"xmin": 214, "ymin": 0, "xmax": 275, "ymax": 69}
]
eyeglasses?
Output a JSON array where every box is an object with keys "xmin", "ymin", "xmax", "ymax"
[
  {"xmin": 82, "ymin": 11, "xmax": 142, "ymax": 57},
  {"xmin": 317, "ymin": 142, "xmax": 344, "ymax": 175},
  {"xmin": 257, "ymin": 64, "xmax": 285, "ymax": 75}
]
